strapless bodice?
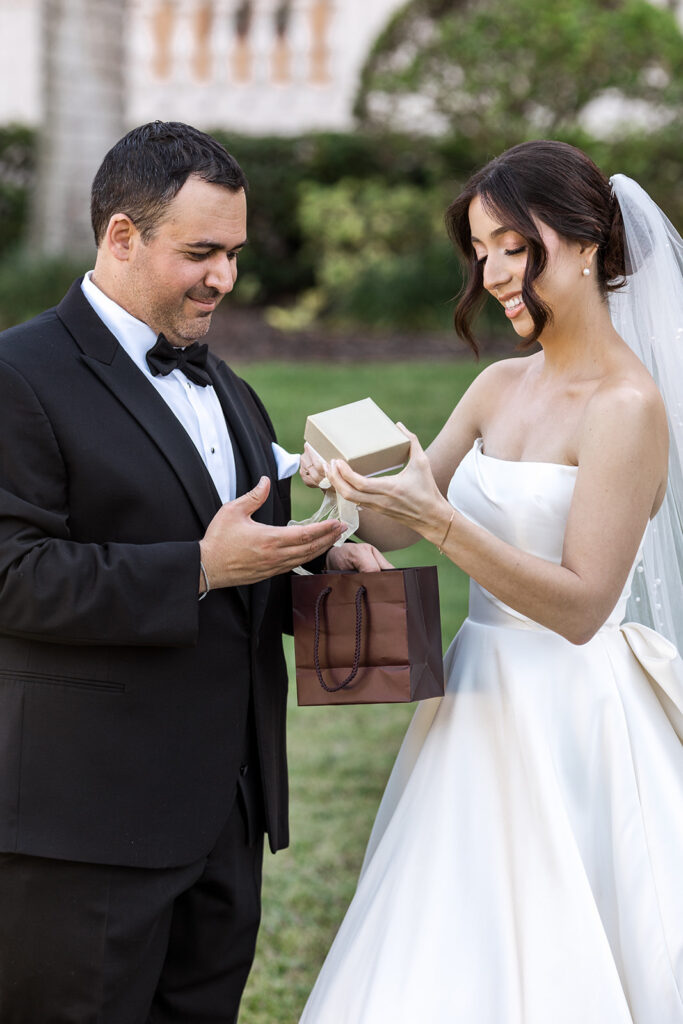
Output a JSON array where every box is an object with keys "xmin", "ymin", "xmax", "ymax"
[{"xmin": 447, "ymin": 438, "xmax": 641, "ymax": 633}]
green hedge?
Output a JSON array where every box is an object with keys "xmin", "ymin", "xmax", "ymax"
[
  {"xmin": 0, "ymin": 248, "xmax": 90, "ymax": 331},
  {"xmin": 208, "ymin": 129, "xmax": 459, "ymax": 306},
  {"xmin": 0, "ymin": 124, "xmax": 35, "ymax": 256},
  {"xmin": 265, "ymin": 178, "xmax": 460, "ymax": 332}
]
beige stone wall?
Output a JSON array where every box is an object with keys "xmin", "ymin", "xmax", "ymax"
[
  {"xmin": 127, "ymin": 0, "xmax": 406, "ymax": 133},
  {"xmin": 0, "ymin": 0, "xmax": 407, "ymax": 134}
]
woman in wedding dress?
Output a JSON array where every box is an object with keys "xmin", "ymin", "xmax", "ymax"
[{"xmin": 298, "ymin": 141, "xmax": 683, "ymax": 1023}]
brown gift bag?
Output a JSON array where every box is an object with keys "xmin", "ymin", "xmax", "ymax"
[{"xmin": 292, "ymin": 567, "xmax": 445, "ymax": 705}]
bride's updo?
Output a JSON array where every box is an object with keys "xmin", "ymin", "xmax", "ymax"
[{"xmin": 447, "ymin": 140, "xmax": 626, "ymax": 354}]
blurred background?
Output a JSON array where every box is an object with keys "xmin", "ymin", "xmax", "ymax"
[
  {"xmin": 0, "ymin": 2, "xmax": 680, "ymax": 1020},
  {"xmin": 0, "ymin": 0, "xmax": 680, "ymax": 342}
]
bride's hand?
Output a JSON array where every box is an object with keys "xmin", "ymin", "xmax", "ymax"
[
  {"xmin": 326, "ymin": 542, "xmax": 394, "ymax": 572},
  {"xmin": 326, "ymin": 425, "xmax": 451, "ymax": 538},
  {"xmin": 299, "ymin": 442, "xmax": 330, "ymax": 489}
]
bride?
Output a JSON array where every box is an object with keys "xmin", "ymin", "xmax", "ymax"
[{"xmin": 297, "ymin": 141, "xmax": 683, "ymax": 1023}]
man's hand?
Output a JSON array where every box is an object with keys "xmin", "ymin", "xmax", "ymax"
[
  {"xmin": 326, "ymin": 543, "xmax": 394, "ymax": 573},
  {"xmin": 199, "ymin": 477, "xmax": 344, "ymax": 591}
]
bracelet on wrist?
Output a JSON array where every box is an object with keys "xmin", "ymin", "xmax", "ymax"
[
  {"xmin": 438, "ymin": 511, "xmax": 455, "ymax": 555},
  {"xmin": 199, "ymin": 560, "xmax": 210, "ymax": 601}
]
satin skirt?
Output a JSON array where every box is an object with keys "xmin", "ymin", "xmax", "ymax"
[{"xmin": 300, "ymin": 614, "xmax": 683, "ymax": 1023}]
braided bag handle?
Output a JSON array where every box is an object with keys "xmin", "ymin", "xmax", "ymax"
[{"xmin": 313, "ymin": 585, "xmax": 367, "ymax": 692}]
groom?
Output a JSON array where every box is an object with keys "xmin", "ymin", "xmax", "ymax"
[{"xmin": 0, "ymin": 121, "xmax": 379, "ymax": 1022}]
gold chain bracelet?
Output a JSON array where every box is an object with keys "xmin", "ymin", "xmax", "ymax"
[{"xmin": 438, "ymin": 511, "xmax": 455, "ymax": 554}]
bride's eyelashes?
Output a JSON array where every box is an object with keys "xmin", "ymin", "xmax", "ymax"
[{"xmin": 475, "ymin": 245, "xmax": 528, "ymax": 265}]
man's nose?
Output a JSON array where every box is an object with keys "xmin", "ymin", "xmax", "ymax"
[{"xmin": 204, "ymin": 256, "xmax": 237, "ymax": 294}]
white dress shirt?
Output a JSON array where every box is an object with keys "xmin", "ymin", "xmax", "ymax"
[{"xmin": 81, "ymin": 273, "xmax": 299, "ymax": 504}]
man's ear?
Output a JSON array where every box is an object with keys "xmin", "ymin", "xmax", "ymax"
[{"xmin": 105, "ymin": 214, "xmax": 139, "ymax": 262}]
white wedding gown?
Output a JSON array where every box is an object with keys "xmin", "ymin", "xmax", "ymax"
[{"xmin": 300, "ymin": 437, "xmax": 683, "ymax": 1024}]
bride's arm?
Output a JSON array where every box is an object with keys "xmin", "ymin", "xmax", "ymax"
[
  {"xmin": 301, "ymin": 363, "xmax": 505, "ymax": 551},
  {"xmin": 327, "ymin": 383, "xmax": 668, "ymax": 644}
]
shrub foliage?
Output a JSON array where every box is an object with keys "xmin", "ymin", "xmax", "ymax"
[
  {"xmin": 0, "ymin": 121, "xmax": 680, "ymax": 333},
  {"xmin": 355, "ymin": 0, "xmax": 683, "ymax": 150}
]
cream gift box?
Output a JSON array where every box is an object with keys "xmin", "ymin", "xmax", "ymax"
[{"xmin": 304, "ymin": 398, "xmax": 411, "ymax": 476}]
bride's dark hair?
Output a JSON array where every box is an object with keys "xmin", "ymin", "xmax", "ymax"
[{"xmin": 447, "ymin": 140, "xmax": 626, "ymax": 355}]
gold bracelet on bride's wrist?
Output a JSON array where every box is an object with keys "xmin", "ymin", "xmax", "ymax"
[{"xmin": 438, "ymin": 511, "xmax": 455, "ymax": 554}]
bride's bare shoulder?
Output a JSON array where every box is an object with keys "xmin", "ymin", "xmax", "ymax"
[
  {"xmin": 584, "ymin": 353, "xmax": 668, "ymax": 458},
  {"xmin": 466, "ymin": 353, "xmax": 536, "ymax": 399},
  {"xmin": 593, "ymin": 346, "xmax": 666, "ymax": 418}
]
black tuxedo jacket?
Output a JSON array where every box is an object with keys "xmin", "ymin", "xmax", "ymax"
[{"xmin": 0, "ymin": 280, "xmax": 296, "ymax": 867}]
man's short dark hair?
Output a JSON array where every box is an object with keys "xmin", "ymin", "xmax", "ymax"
[{"xmin": 91, "ymin": 121, "xmax": 248, "ymax": 245}]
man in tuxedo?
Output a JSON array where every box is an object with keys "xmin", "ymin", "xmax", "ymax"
[{"xmin": 0, "ymin": 121, "xmax": 385, "ymax": 1023}]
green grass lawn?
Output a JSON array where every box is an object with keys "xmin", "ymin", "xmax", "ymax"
[{"xmin": 235, "ymin": 359, "xmax": 484, "ymax": 1023}]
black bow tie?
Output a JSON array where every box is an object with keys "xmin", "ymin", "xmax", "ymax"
[{"xmin": 145, "ymin": 334, "xmax": 212, "ymax": 387}]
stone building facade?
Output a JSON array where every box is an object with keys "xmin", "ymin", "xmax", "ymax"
[{"xmin": 0, "ymin": 0, "xmax": 406, "ymax": 134}]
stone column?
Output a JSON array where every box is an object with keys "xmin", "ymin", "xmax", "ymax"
[
  {"xmin": 173, "ymin": 0, "xmax": 197, "ymax": 89},
  {"xmin": 211, "ymin": 0, "xmax": 232, "ymax": 87},
  {"xmin": 193, "ymin": 0, "xmax": 214, "ymax": 81},
  {"xmin": 249, "ymin": 0, "xmax": 279, "ymax": 88},
  {"xmin": 28, "ymin": 0, "xmax": 127, "ymax": 258}
]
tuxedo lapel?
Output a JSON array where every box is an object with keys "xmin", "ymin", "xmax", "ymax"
[
  {"xmin": 56, "ymin": 281, "xmax": 222, "ymax": 530},
  {"xmin": 57, "ymin": 280, "xmax": 276, "ymax": 627},
  {"xmin": 208, "ymin": 360, "xmax": 275, "ymax": 524},
  {"xmin": 209, "ymin": 360, "xmax": 276, "ymax": 632}
]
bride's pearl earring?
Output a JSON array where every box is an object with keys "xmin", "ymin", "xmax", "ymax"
[{"xmin": 582, "ymin": 267, "xmax": 591, "ymax": 277}]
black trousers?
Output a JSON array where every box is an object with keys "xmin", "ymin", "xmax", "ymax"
[{"xmin": 0, "ymin": 780, "xmax": 264, "ymax": 1024}]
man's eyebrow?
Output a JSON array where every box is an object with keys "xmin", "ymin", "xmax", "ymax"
[
  {"xmin": 183, "ymin": 238, "xmax": 248, "ymax": 250},
  {"xmin": 470, "ymin": 226, "xmax": 519, "ymax": 244}
]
